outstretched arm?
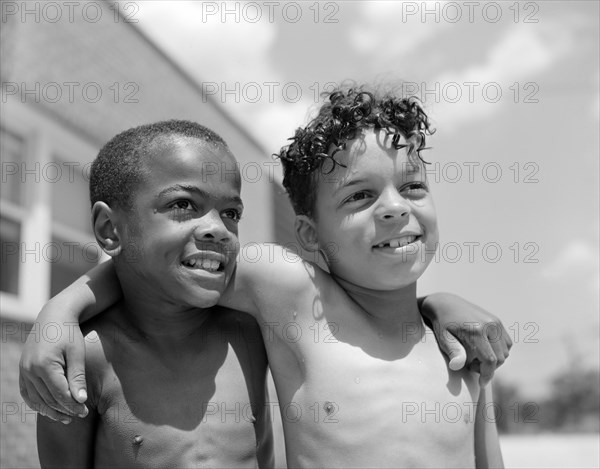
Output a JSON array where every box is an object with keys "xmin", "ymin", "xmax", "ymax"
[
  {"xmin": 420, "ymin": 293, "xmax": 512, "ymax": 386},
  {"xmin": 19, "ymin": 261, "xmax": 121, "ymax": 422}
]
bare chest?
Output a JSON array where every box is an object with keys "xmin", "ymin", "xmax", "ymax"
[
  {"xmin": 92, "ymin": 344, "xmax": 261, "ymax": 467},
  {"xmin": 268, "ymin": 317, "xmax": 480, "ymax": 467}
]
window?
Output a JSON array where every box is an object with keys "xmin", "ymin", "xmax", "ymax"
[
  {"xmin": 0, "ymin": 126, "xmax": 26, "ymax": 295},
  {"xmin": 0, "ymin": 107, "xmax": 100, "ymax": 319},
  {"xmin": 0, "ymin": 217, "xmax": 20, "ymax": 294},
  {"xmin": 0, "ymin": 127, "xmax": 25, "ymax": 205}
]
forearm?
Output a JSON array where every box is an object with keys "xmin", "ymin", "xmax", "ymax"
[
  {"xmin": 40, "ymin": 260, "xmax": 122, "ymax": 324},
  {"xmin": 418, "ymin": 292, "xmax": 464, "ymax": 322}
]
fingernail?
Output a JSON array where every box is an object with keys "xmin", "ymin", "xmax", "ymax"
[
  {"xmin": 78, "ymin": 406, "xmax": 89, "ymax": 418},
  {"xmin": 60, "ymin": 417, "xmax": 71, "ymax": 425},
  {"xmin": 78, "ymin": 389, "xmax": 87, "ymax": 401}
]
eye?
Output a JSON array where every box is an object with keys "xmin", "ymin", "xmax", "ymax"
[
  {"xmin": 345, "ymin": 191, "xmax": 370, "ymax": 204},
  {"xmin": 402, "ymin": 182, "xmax": 428, "ymax": 197},
  {"xmin": 222, "ymin": 208, "xmax": 242, "ymax": 222},
  {"xmin": 169, "ymin": 199, "xmax": 194, "ymax": 211}
]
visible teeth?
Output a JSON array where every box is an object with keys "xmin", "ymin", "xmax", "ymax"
[
  {"xmin": 200, "ymin": 260, "xmax": 220, "ymax": 271},
  {"xmin": 183, "ymin": 259, "xmax": 221, "ymax": 271},
  {"xmin": 376, "ymin": 236, "xmax": 418, "ymax": 248}
]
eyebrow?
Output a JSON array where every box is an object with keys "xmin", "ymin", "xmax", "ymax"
[
  {"xmin": 157, "ymin": 184, "xmax": 243, "ymax": 206},
  {"xmin": 333, "ymin": 178, "xmax": 368, "ymax": 196}
]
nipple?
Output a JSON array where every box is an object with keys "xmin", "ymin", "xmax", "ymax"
[
  {"xmin": 323, "ymin": 402, "xmax": 334, "ymax": 415},
  {"xmin": 132, "ymin": 435, "xmax": 143, "ymax": 446}
]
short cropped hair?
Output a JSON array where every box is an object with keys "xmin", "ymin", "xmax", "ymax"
[
  {"xmin": 278, "ymin": 83, "xmax": 434, "ymax": 217},
  {"xmin": 90, "ymin": 120, "xmax": 228, "ymax": 210}
]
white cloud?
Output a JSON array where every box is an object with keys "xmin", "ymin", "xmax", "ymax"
[
  {"xmin": 125, "ymin": 1, "xmax": 293, "ymax": 151},
  {"xmin": 432, "ymin": 21, "xmax": 573, "ymax": 129},
  {"xmin": 133, "ymin": 1, "xmax": 278, "ymax": 83},
  {"xmin": 348, "ymin": 1, "xmax": 449, "ymax": 59}
]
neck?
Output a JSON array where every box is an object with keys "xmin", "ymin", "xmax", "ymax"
[
  {"xmin": 116, "ymin": 273, "xmax": 212, "ymax": 342},
  {"xmin": 331, "ymin": 273, "xmax": 422, "ymax": 328}
]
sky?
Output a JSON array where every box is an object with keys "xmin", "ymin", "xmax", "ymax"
[{"xmin": 126, "ymin": 0, "xmax": 599, "ymax": 397}]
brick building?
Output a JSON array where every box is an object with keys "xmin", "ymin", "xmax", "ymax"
[{"xmin": 0, "ymin": 3, "xmax": 294, "ymax": 466}]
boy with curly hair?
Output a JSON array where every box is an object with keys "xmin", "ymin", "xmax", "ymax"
[
  {"xmin": 276, "ymin": 83, "xmax": 504, "ymax": 467},
  {"xmin": 22, "ymin": 84, "xmax": 507, "ymax": 467}
]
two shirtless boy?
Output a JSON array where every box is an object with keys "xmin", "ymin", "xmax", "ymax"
[{"xmin": 21, "ymin": 84, "xmax": 509, "ymax": 468}]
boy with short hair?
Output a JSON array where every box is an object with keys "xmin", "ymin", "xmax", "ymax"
[
  {"xmin": 36, "ymin": 121, "xmax": 274, "ymax": 467},
  {"xmin": 24, "ymin": 85, "xmax": 509, "ymax": 467}
]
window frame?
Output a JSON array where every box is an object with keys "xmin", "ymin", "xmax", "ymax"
[{"xmin": 0, "ymin": 100, "xmax": 102, "ymax": 321}]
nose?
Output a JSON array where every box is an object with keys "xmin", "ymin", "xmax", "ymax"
[
  {"xmin": 193, "ymin": 209, "xmax": 232, "ymax": 244},
  {"xmin": 375, "ymin": 188, "xmax": 410, "ymax": 222}
]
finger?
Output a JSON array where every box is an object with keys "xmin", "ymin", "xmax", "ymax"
[
  {"xmin": 66, "ymin": 344, "xmax": 88, "ymax": 407},
  {"xmin": 498, "ymin": 321, "xmax": 514, "ymax": 350},
  {"xmin": 487, "ymin": 324, "xmax": 506, "ymax": 369},
  {"xmin": 490, "ymin": 325, "xmax": 511, "ymax": 367},
  {"xmin": 493, "ymin": 320, "xmax": 513, "ymax": 359},
  {"xmin": 20, "ymin": 372, "xmax": 48, "ymax": 416},
  {"xmin": 474, "ymin": 338, "xmax": 497, "ymax": 387},
  {"xmin": 38, "ymin": 403, "xmax": 71, "ymax": 424},
  {"xmin": 21, "ymin": 375, "xmax": 70, "ymax": 424},
  {"xmin": 431, "ymin": 325, "xmax": 468, "ymax": 370},
  {"xmin": 39, "ymin": 363, "xmax": 86, "ymax": 417},
  {"xmin": 468, "ymin": 358, "xmax": 481, "ymax": 374},
  {"xmin": 503, "ymin": 328, "xmax": 514, "ymax": 352},
  {"xmin": 441, "ymin": 332, "xmax": 467, "ymax": 371},
  {"xmin": 30, "ymin": 377, "xmax": 76, "ymax": 421}
]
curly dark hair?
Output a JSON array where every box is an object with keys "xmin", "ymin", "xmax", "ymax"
[
  {"xmin": 278, "ymin": 83, "xmax": 434, "ymax": 217},
  {"xmin": 90, "ymin": 120, "xmax": 228, "ymax": 211}
]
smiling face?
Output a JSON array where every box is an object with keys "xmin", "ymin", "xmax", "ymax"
[
  {"xmin": 116, "ymin": 136, "xmax": 243, "ymax": 309},
  {"xmin": 309, "ymin": 129, "xmax": 439, "ymax": 291}
]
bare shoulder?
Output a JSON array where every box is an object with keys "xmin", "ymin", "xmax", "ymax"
[{"xmin": 237, "ymin": 243, "xmax": 338, "ymax": 305}]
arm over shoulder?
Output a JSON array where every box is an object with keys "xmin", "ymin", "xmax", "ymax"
[
  {"xmin": 218, "ymin": 243, "xmax": 322, "ymax": 320},
  {"xmin": 37, "ymin": 329, "xmax": 103, "ymax": 468}
]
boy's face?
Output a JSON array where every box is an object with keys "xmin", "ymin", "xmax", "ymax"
[
  {"xmin": 311, "ymin": 129, "xmax": 438, "ymax": 291},
  {"xmin": 118, "ymin": 137, "xmax": 242, "ymax": 309}
]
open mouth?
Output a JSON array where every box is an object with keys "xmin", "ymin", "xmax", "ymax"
[
  {"xmin": 181, "ymin": 250, "xmax": 227, "ymax": 273},
  {"xmin": 181, "ymin": 258, "xmax": 224, "ymax": 272},
  {"xmin": 374, "ymin": 235, "xmax": 420, "ymax": 249}
]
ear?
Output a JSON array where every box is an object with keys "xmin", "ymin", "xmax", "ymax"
[
  {"xmin": 295, "ymin": 215, "xmax": 319, "ymax": 252},
  {"xmin": 91, "ymin": 202, "xmax": 122, "ymax": 257}
]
